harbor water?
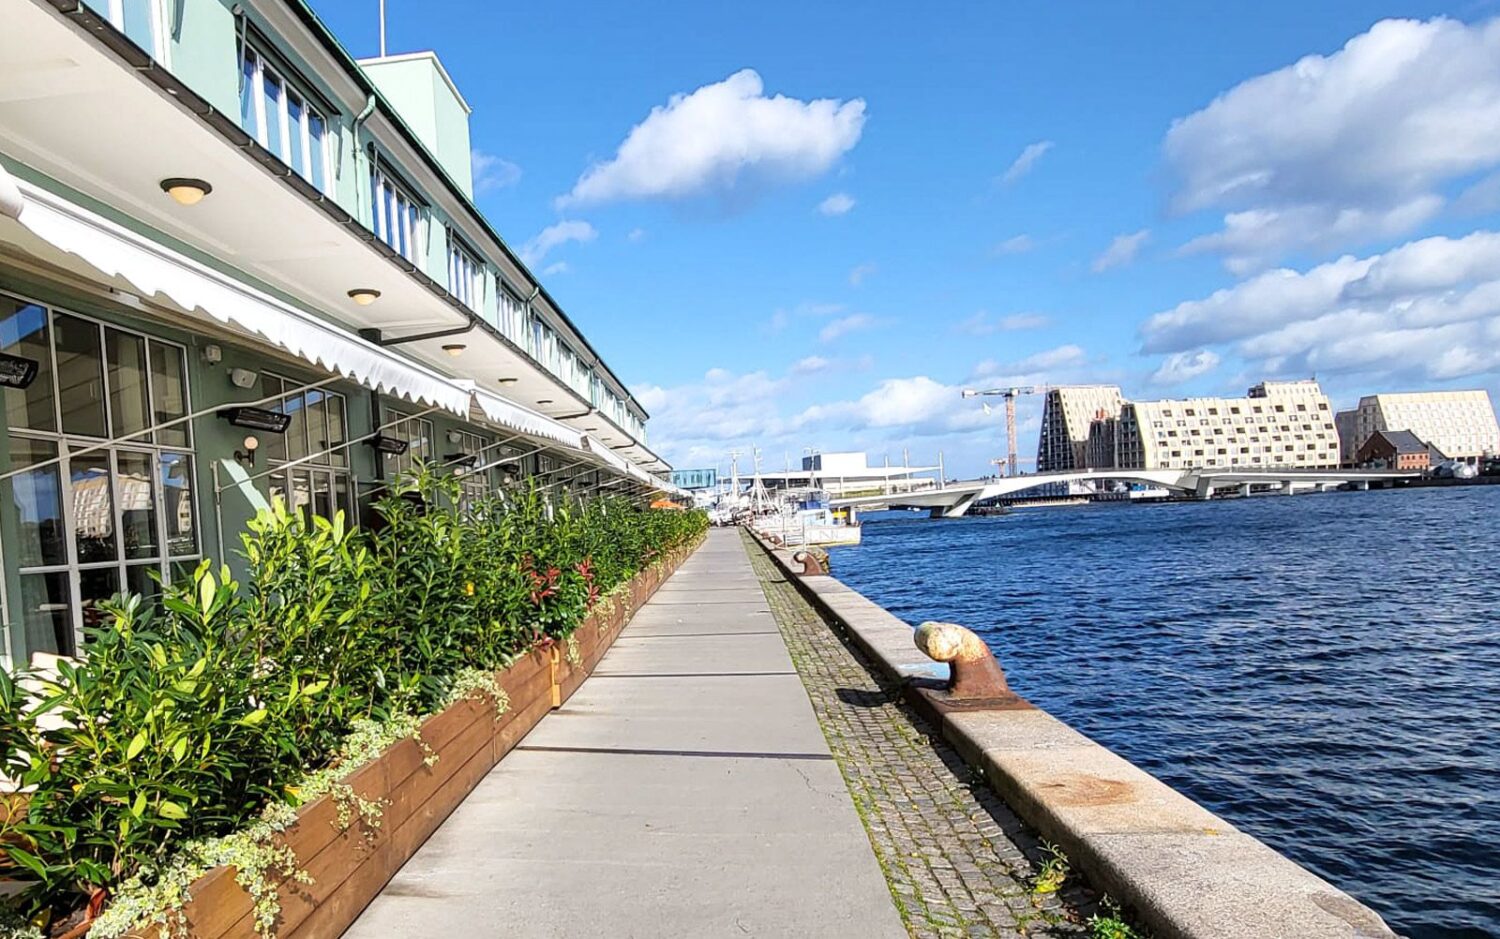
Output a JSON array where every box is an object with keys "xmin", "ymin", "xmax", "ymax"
[{"xmin": 831, "ymin": 486, "xmax": 1500, "ymax": 939}]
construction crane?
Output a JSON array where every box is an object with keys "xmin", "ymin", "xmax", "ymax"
[{"xmin": 961, "ymin": 386, "xmax": 1049, "ymax": 477}]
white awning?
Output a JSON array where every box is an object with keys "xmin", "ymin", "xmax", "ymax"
[
  {"xmin": 0, "ymin": 163, "xmax": 22, "ymax": 221},
  {"xmin": 583, "ymin": 436, "xmax": 630, "ymax": 474},
  {"xmin": 470, "ymin": 387, "xmax": 585, "ymax": 449},
  {"xmin": 6, "ymin": 181, "xmax": 471, "ymax": 415}
]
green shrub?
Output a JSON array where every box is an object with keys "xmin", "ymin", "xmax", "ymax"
[{"xmin": 0, "ymin": 468, "xmax": 706, "ymax": 933}]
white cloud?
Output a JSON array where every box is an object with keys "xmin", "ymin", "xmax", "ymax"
[
  {"xmin": 471, "ymin": 149, "xmax": 522, "ymax": 193},
  {"xmin": 1140, "ymin": 229, "xmax": 1500, "ymax": 385},
  {"xmin": 819, "ymin": 313, "xmax": 875, "ymax": 343},
  {"xmin": 1151, "ymin": 349, "xmax": 1222, "ymax": 385},
  {"xmin": 991, "ymin": 235, "xmax": 1035, "ymax": 256},
  {"xmin": 520, "ymin": 220, "xmax": 597, "ymax": 267},
  {"xmin": 819, "ymin": 192, "xmax": 856, "ymax": 216},
  {"xmin": 559, "ymin": 69, "xmax": 866, "ymax": 208},
  {"xmin": 848, "ymin": 262, "xmax": 877, "ymax": 286},
  {"xmin": 791, "ymin": 355, "xmax": 833, "ymax": 375},
  {"xmin": 543, "ymin": 261, "xmax": 569, "ymax": 276},
  {"xmin": 1092, "ymin": 229, "xmax": 1150, "ymax": 272},
  {"xmin": 1455, "ymin": 172, "xmax": 1500, "ymax": 216},
  {"xmin": 1165, "ymin": 17, "xmax": 1500, "ymax": 268},
  {"xmin": 955, "ymin": 311, "xmax": 1049, "ymax": 335},
  {"xmin": 1180, "ymin": 198, "xmax": 1443, "ymax": 275},
  {"xmin": 627, "ymin": 227, "xmax": 648, "ymax": 243},
  {"xmin": 969, "ymin": 344, "xmax": 1090, "ymax": 385},
  {"xmin": 1000, "ymin": 141, "xmax": 1054, "ymax": 185}
]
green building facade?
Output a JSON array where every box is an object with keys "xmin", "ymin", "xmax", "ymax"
[{"xmin": 0, "ymin": 0, "xmax": 673, "ymax": 667}]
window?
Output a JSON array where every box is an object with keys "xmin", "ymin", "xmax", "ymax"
[
  {"xmin": 88, "ymin": 0, "xmax": 167, "ymax": 60},
  {"xmin": 446, "ymin": 429, "xmax": 492, "ymax": 508},
  {"xmin": 446, "ymin": 231, "xmax": 482, "ymax": 310},
  {"xmin": 384, "ymin": 409, "xmax": 435, "ymax": 477},
  {"xmin": 239, "ymin": 45, "xmax": 332, "ymax": 193},
  {"xmin": 1, "ymin": 295, "xmax": 197, "ymax": 658},
  {"xmin": 371, "ymin": 164, "xmax": 422, "ymax": 261},
  {"xmin": 260, "ymin": 374, "xmax": 351, "ymax": 525},
  {"xmin": 497, "ymin": 285, "xmax": 526, "ymax": 342}
]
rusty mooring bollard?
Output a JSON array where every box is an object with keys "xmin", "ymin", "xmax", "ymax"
[
  {"xmin": 914, "ymin": 621, "xmax": 1016, "ymax": 701},
  {"xmin": 791, "ymin": 548, "xmax": 830, "ymax": 576}
]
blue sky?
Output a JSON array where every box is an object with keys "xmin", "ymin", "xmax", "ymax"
[{"xmin": 315, "ymin": 0, "xmax": 1500, "ymax": 477}]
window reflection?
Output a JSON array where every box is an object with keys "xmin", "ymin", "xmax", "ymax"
[
  {"xmin": 9, "ymin": 438, "xmax": 66, "ymax": 568},
  {"xmin": 106, "ymin": 328, "xmax": 150, "ymax": 439},
  {"xmin": 70, "ymin": 452, "xmax": 116, "ymax": 563},
  {"xmin": 118, "ymin": 450, "xmax": 159, "ymax": 560},
  {"xmin": 54, "ymin": 313, "xmax": 107, "ymax": 438},
  {"xmin": 1, "ymin": 298, "xmax": 55, "ymax": 432}
]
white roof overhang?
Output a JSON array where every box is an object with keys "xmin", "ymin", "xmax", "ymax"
[
  {"xmin": 1, "ymin": 179, "xmax": 472, "ymax": 414},
  {"xmin": 0, "ymin": 0, "xmax": 662, "ymax": 454},
  {"xmin": 469, "ymin": 385, "xmax": 584, "ymax": 450}
]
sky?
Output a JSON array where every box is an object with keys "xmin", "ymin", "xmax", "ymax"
[{"xmin": 312, "ymin": 0, "xmax": 1500, "ymax": 478}]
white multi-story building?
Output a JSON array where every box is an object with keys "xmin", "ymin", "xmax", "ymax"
[
  {"xmin": 1047, "ymin": 380, "xmax": 1341, "ymax": 472},
  {"xmin": 1336, "ymin": 391, "xmax": 1500, "ymax": 465},
  {"xmin": 1037, "ymin": 386, "xmax": 1124, "ymax": 471}
]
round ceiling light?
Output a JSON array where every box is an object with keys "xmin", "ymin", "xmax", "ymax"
[
  {"xmin": 347, "ymin": 289, "xmax": 382, "ymax": 306},
  {"xmin": 537, "ymin": 399, "xmax": 553, "ymax": 405},
  {"xmin": 442, "ymin": 344, "xmax": 466, "ymax": 357},
  {"xmin": 160, "ymin": 178, "xmax": 212, "ymax": 206},
  {"xmin": 497, "ymin": 377, "xmax": 518, "ymax": 385}
]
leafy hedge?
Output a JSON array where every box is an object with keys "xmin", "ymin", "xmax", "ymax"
[{"xmin": 0, "ymin": 469, "xmax": 706, "ymax": 936}]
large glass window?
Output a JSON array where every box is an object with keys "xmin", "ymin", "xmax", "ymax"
[
  {"xmin": 384, "ymin": 409, "xmax": 434, "ymax": 478},
  {"xmin": 261, "ymin": 374, "xmax": 351, "ymax": 525},
  {"xmin": 1, "ymin": 295, "xmax": 198, "ymax": 658},
  {"xmin": 445, "ymin": 429, "xmax": 492, "ymax": 508},
  {"xmin": 239, "ymin": 45, "xmax": 333, "ymax": 194},
  {"xmin": 371, "ymin": 165, "xmax": 422, "ymax": 262},
  {"xmin": 446, "ymin": 231, "xmax": 481, "ymax": 310}
]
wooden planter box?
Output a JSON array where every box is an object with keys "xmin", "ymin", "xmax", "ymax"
[{"xmin": 105, "ymin": 538, "xmax": 702, "ymax": 939}]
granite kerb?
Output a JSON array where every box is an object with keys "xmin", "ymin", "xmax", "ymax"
[{"xmin": 745, "ymin": 530, "xmax": 1399, "ymax": 939}]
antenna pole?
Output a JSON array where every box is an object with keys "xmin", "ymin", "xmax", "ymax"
[{"xmin": 378, "ymin": 0, "xmax": 387, "ymax": 56}]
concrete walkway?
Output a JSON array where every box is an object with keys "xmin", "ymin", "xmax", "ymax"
[{"xmin": 346, "ymin": 529, "xmax": 906, "ymax": 938}]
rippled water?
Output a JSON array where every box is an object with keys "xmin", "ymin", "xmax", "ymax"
[{"xmin": 829, "ymin": 486, "xmax": 1500, "ymax": 939}]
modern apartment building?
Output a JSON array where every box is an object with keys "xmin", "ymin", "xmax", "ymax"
[
  {"xmin": 1046, "ymin": 380, "xmax": 1340, "ymax": 472},
  {"xmin": 1335, "ymin": 391, "xmax": 1500, "ymax": 465},
  {"xmin": 1036, "ymin": 386, "xmax": 1123, "ymax": 472},
  {"xmin": 0, "ymin": 0, "xmax": 673, "ymax": 665}
]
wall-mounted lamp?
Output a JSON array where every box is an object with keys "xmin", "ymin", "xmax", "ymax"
[
  {"xmin": 442, "ymin": 344, "xmax": 466, "ymax": 357},
  {"xmin": 0, "ymin": 352, "xmax": 40, "ymax": 390},
  {"xmin": 229, "ymin": 367, "xmax": 257, "ymax": 389},
  {"xmin": 202, "ymin": 344, "xmax": 223, "ymax": 364},
  {"xmin": 445, "ymin": 453, "xmax": 479, "ymax": 469},
  {"xmin": 347, "ymin": 288, "xmax": 382, "ymax": 306},
  {"xmin": 446, "ymin": 429, "xmax": 463, "ymax": 444},
  {"xmin": 234, "ymin": 435, "xmax": 260, "ymax": 467},
  {"xmin": 160, "ymin": 177, "xmax": 212, "ymax": 206}
]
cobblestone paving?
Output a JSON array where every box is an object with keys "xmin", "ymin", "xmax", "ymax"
[{"xmin": 743, "ymin": 532, "xmax": 1098, "ymax": 939}]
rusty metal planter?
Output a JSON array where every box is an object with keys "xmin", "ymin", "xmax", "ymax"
[{"xmin": 103, "ymin": 538, "xmax": 702, "ymax": 939}]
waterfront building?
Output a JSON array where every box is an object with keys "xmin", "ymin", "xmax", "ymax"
[
  {"xmin": 752, "ymin": 451, "xmax": 939, "ymax": 498},
  {"xmin": 0, "ymin": 0, "xmax": 673, "ymax": 666},
  {"xmin": 1353, "ymin": 430, "xmax": 1443, "ymax": 471},
  {"xmin": 1036, "ymin": 386, "xmax": 1124, "ymax": 471},
  {"xmin": 1336, "ymin": 391, "xmax": 1499, "ymax": 466},
  {"xmin": 1046, "ymin": 380, "xmax": 1340, "ymax": 472}
]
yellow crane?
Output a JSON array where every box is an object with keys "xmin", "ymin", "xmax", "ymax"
[{"xmin": 961, "ymin": 385, "xmax": 1048, "ymax": 477}]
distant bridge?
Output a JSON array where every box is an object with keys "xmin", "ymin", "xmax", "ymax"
[{"xmin": 829, "ymin": 468, "xmax": 1418, "ymax": 518}]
